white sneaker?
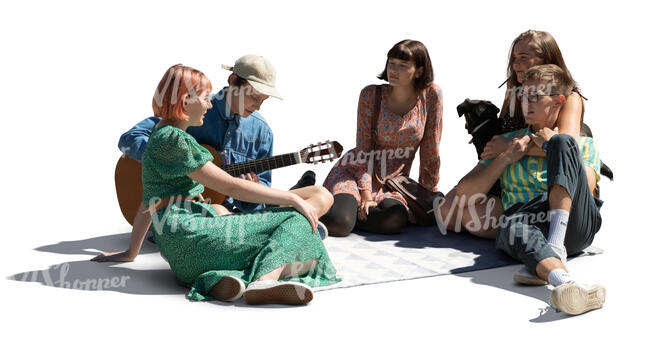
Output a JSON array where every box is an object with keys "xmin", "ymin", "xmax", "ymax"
[
  {"xmin": 209, "ymin": 276, "xmax": 245, "ymax": 302},
  {"xmin": 244, "ymin": 280, "xmax": 313, "ymax": 305},
  {"xmin": 551, "ymin": 282, "xmax": 606, "ymax": 315},
  {"xmin": 513, "ymin": 266, "xmax": 548, "ymax": 286}
]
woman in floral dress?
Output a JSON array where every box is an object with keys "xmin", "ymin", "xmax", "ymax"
[
  {"xmin": 92, "ymin": 64, "xmax": 340, "ymax": 305},
  {"xmin": 321, "ymin": 40, "xmax": 443, "ymax": 236}
]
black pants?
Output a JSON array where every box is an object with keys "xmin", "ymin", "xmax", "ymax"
[
  {"xmin": 495, "ymin": 134, "xmax": 603, "ymax": 273},
  {"xmin": 320, "ymin": 193, "xmax": 408, "ymax": 237}
]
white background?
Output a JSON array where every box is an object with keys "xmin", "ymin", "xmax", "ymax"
[{"xmin": 1, "ymin": 0, "xmax": 648, "ymax": 338}]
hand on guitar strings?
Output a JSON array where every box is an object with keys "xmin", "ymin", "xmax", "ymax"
[{"xmin": 240, "ymin": 172, "xmax": 260, "ymax": 184}]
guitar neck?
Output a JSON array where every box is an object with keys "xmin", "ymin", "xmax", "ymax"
[{"xmin": 223, "ymin": 152, "xmax": 301, "ymax": 177}]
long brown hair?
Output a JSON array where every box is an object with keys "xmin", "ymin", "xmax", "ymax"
[{"xmin": 502, "ymin": 30, "xmax": 584, "ymax": 126}]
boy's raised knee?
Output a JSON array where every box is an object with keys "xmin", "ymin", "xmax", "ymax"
[{"xmin": 548, "ymin": 133, "xmax": 577, "ymax": 150}]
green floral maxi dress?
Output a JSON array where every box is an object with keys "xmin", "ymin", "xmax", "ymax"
[{"xmin": 141, "ymin": 124, "xmax": 340, "ymax": 301}]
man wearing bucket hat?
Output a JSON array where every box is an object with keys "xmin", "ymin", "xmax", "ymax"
[
  {"xmin": 221, "ymin": 54, "xmax": 283, "ymax": 100},
  {"xmin": 118, "ymin": 55, "xmax": 318, "ymax": 213}
]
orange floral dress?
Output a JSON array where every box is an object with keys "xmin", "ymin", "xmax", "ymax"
[{"xmin": 323, "ymin": 84, "xmax": 443, "ymax": 221}]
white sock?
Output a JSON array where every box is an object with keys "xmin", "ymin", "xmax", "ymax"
[
  {"xmin": 547, "ymin": 209, "xmax": 569, "ymax": 248},
  {"xmin": 548, "ymin": 268, "xmax": 573, "ymax": 287}
]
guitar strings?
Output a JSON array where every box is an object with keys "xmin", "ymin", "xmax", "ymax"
[
  {"xmin": 224, "ymin": 151, "xmax": 304, "ymax": 176},
  {"xmin": 223, "ymin": 144, "xmax": 334, "ymax": 176}
]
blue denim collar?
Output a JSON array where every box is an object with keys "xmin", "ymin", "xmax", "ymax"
[{"xmin": 214, "ymin": 87, "xmax": 241, "ymax": 125}]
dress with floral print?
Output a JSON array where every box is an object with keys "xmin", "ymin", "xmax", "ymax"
[{"xmin": 323, "ymin": 84, "xmax": 443, "ymax": 221}]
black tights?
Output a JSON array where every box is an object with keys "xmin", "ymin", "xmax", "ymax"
[{"xmin": 320, "ymin": 193, "xmax": 408, "ymax": 237}]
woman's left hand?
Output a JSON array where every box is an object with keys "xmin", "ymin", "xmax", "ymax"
[
  {"xmin": 481, "ymin": 135, "xmax": 509, "ymax": 160},
  {"xmin": 358, "ymin": 199, "xmax": 378, "ymax": 221},
  {"xmin": 291, "ymin": 195, "xmax": 319, "ymax": 233},
  {"xmin": 91, "ymin": 250, "xmax": 135, "ymax": 262}
]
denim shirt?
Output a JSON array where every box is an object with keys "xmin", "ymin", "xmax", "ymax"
[{"xmin": 118, "ymin": 87, "xmax": 273, "ymax": 212}]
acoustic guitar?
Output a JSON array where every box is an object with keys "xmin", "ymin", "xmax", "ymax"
[{"xmin": 115, "ymin": 140, "xmax": 343, "ymax": 226}]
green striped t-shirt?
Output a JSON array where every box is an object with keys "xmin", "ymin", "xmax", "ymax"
[{"xmin": 479, "ymin": 127, "xmax": 600, "ymax": 211}]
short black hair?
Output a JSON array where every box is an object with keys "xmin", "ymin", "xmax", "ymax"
[{"xmin": 377, "ymin": 39, "xmax": 434, "ymax": 91}]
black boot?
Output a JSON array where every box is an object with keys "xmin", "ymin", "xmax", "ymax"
[{"xmin": 290, "ymin": 170, "xmax": 316, "ymax": 190}]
